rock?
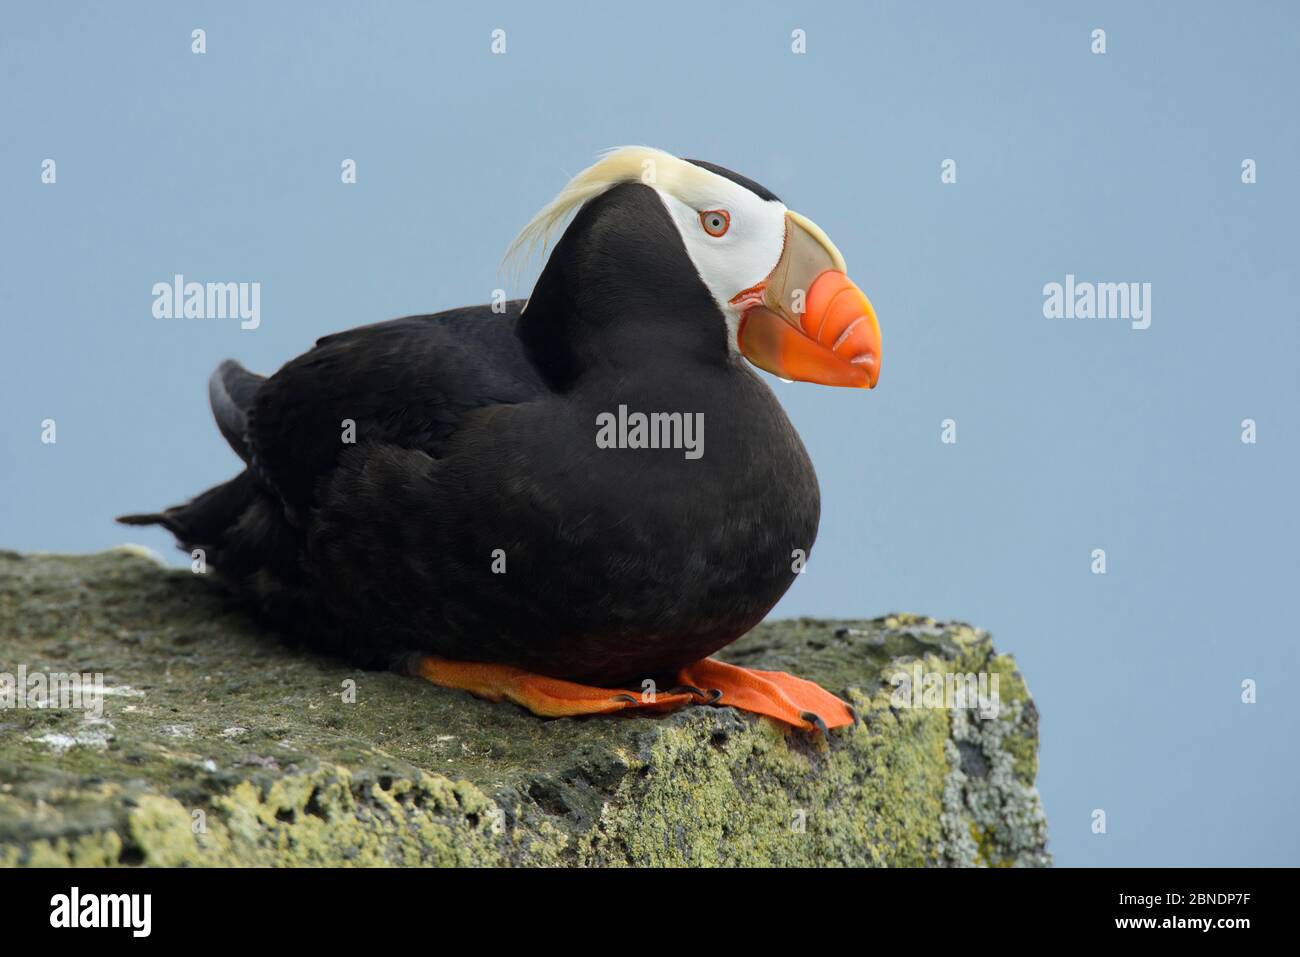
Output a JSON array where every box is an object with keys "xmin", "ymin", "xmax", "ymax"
[{"xmin": 0, "ymin": 549, "xmax": 1049, "ymax": 867}]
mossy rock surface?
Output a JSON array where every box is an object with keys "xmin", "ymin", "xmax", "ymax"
[{"xmin": 0, "ymin": 548, "xmax": 1049, "ymax": 866}]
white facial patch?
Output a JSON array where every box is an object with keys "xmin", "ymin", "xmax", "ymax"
[
  {"xmin": 505, "ymin": 147, "xmax": 790, "ymax": 347},
  {"xmin": 653, "ymin": 172, "xmax": 788, "ymax": 347}
]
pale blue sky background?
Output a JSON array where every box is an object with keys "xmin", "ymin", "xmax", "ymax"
[{"xmin": 2, "ymin": 2, "xmax": 1297, "ymax": 866}]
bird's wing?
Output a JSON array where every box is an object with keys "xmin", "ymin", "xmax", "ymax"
[
  {"xmin": 246, "ymin": 302, "xmax": 544, "ymax": 509},
  {"xmin": 209, "ymin": 359, "xmax": 266, "ymax": 462}
]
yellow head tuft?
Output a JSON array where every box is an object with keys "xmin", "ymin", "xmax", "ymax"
[{"xmin": 502, "ymin": 146, "xmax": 689, "ymax": 280}]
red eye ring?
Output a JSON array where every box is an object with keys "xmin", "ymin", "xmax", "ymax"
[{"xmin": 699, "ymin": 209, "xmax": 730, "ymax": 237}]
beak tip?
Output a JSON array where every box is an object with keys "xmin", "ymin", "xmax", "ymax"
[{"xmin": 854, "ymin": 358, "xmax": 880, "ymax": 389}]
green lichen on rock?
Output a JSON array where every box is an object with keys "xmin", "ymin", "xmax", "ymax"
[{"xmin": 0, "ymin": 549, "xmax": 1049, "ymax": 866}]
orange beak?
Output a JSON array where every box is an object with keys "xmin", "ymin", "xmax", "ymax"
[{"xmin": 735, "ymin": 211, "xmax": 881, "ymax": 389}]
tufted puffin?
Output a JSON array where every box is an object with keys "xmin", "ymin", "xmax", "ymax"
[{"xmin": 120, "ymin": 147, "xmax": 882, "ymax": 733}]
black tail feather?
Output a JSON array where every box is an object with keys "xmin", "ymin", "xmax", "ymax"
[
  {"xmin": 116, "ymin": 510, "xmax": 183, "ymax": 535},
  {"xmin": 116, "ymin": 470, "xmax": 259, "ymax": 548},
  {"xmin": 116, "ymin": 361, "xmax": 305, "ymax": 624}
]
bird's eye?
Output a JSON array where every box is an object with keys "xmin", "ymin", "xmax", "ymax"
[{"xmin": 700, "ymin": 209, "xmax": 730, "ymax": 237}]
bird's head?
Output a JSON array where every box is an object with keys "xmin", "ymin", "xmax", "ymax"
[{"xmin": 507, "ymin": 146, "xmax": 881, "ymax": 390}]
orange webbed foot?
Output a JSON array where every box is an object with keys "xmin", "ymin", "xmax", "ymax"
[
  {"xmin": 413, "ymin": 656, "xmax": 695, "ymax": 719},
  {"xmin": 675, "ymin": 657, "xmax": 856, "ymax": 733}
]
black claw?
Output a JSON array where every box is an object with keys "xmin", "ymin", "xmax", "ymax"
[
  {"xmin": 845, "ymin": 702, "xmax": 859, "ymax": 723},
  {"xmin": 610, "ymin": 693, "xmax": 638, "ymax": 704},
  {"xmin": 666, "ymin": 684, "xmax": 707, "ymax": 698},
  {"xmin": 704, "ymin": 688, "xmax": 723, "ymax": 704},
  {"xmin": 800, "ymin": 710, "xmax": 830, "ymax": 736}
]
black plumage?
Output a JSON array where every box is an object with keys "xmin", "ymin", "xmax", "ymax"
[{"xmin": 121, "ymin": 180, "xmax": 821, "ymax": 687}]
